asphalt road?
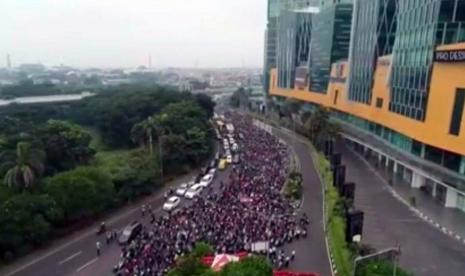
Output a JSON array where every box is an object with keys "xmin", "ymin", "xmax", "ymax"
[
  {"xmin": 2, "ymin": 121, "xmax": 331, "ymax": 276},
  {"xmin": 273, "ymin": 128, "xmax": 331, "ymax": 276},
  {"xmin": 336, "ymin": 141, "xmax": 465, "ymax": 276},
  {"xmin": 1, "ymin": 164, "xmax": 233, "ymax": 276}
]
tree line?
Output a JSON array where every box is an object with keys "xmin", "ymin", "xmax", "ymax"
[{"xmin": 0, "ymin": 85, "xmax": 215, "ymax": 260}]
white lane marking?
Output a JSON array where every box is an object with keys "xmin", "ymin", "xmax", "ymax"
[
  {"xmin": 76, "ymin": 258, "xmax": 98, "ymax": 272},
  {"xmin": 58, "ymin": 251, "xmax": 82, "ymax": 265},
  {"xmin": 1, "ymin": 174, "xmax": 196, "ymax": 276}
]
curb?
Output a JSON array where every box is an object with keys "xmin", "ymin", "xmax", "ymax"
[{"xmin": 255, "ymin": 117, "xmax": 336, "ymax": 276}]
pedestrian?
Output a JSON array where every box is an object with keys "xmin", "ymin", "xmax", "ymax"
[
  {"xmin": 106, "ymin": 231, "xmax": 111, "ymax": 244},
  {"xmin": 141, "ymin": 204, "xmax": 146, "ymax": 217},
  {"xmin": 96, "ymin": 241, "xmax": 101, "ymax": 256},
  {"xmin": 291, "ymin": 250, "xmax": 296, "ymax": 260}
]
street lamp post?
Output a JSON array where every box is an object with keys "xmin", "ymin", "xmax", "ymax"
[{"xmin": 158, "ymin": 135, "xmax": 164, "ymax": 184}]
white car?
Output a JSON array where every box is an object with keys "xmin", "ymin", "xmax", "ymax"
[
  {"xmin": 199, "ymin": 174, "xmax": 214, "ymax": 187},
  {"xmin": 209, "ymin": 168, "xmax": 216, "ymax": 176},
  {"xmin": 226, "ymin": 155, "xmax": 233, "ymax": 164},
  {"xmin": 176, "ymin": 183, "xmax": 189, "ymax": 196},
  {"xmin": 163, "ymin": 196, "xmax": 181, "ymax": 211},
  {"xmin": 185, "ymin": 184, "xmax": 203, "ymax": 199}
]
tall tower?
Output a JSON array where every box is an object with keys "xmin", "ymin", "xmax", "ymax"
[{"xmin": 6, "ymin": 54, "xmax": 11, "ymax": 69}]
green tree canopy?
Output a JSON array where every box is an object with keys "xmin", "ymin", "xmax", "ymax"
[
  {"xmin": 0, "ymin": 194, "xmax": 63, "ymax": 255},
  {"xmin": 44, "ymin": 167, "xmax": 114, "ymax": 222},
  {"xmin": 37, "ymin": 119, "xmax": 95, "ymax": 173}
]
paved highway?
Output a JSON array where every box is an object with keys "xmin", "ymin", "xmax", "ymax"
[
  {"xmin": 2, "ymin": 117, "xmax": 332, "ymax": 276},
  {"xmin": 1, "ymin": 165, "xmax": 233, "ymax": 276},
  {"xmin": 273, "ymin": 127, "xmax": 331, "ymax": 276},
  {"xmin": 337, "ymin": 141, "xmax": 465, "ymax": 276}
]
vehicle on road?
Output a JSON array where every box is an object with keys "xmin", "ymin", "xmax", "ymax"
[
  {"xmin": 199, "ymin": 174, "xmax": 214, "ymax": 187},
  {"xmin": 233, "ymin": 155, "xmax": 240, "ymax": 164},
  {"xmin": 96, "ymin": 221, "xmax": 106, "ymax": 235},
  {"xmin": 226, "ymin": 155, "xmax": 232, "ymax": 164},
  {"xmin": 209, "ymin": 159, "xmax": 217, "ymax": 169},
  {"xmin": 163, "ymin": 188, "xmax": 174, "ymax": 199},
  {"xmin": 176, "ymin": 183, "xmax": 190, "ymax": 196},
  {"xmin": 218, "ymin": 159, "xmax": 227, "ymax": 170},
  {"xmin": 185, "ymin": 184, "xmax": 203, "ymax": 199},
  {"xmin": 163, "ymin": 196, "xmax": 181, "ymax": 211},
  {"xmin": 118, "ymin": 221, "xmax": 142, "ymax": 245},
  {"xmin": 209, "ymin": 168, "xmax": 216, "ymax": 177}
]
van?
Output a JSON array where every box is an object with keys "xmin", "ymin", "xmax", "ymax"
[{"xmin": 218, "ymin": 159, "xmax": 227, "ymax": 170}]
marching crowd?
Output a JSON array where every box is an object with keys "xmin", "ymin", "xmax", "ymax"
[{"xmin": 113, "ymin": 113, "xmax": 309, "ymax": 276}]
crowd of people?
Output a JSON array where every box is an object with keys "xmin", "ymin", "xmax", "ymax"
[{"xmin": 113, "ymin": 113, "xmax": 309, "ymax": 275}]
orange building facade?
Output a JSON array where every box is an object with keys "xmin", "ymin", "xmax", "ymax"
[{"xmin": 270, "ymin": 42, "xmax": 465, "ymax": 211}]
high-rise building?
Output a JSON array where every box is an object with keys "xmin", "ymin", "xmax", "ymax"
[
  {"xmin": 268, "ymin": 0, "xmax": 465, "ymax": 212},
  {"xmin": 276, "ymin": 9, "xmax": 314, "ymax": 89},
  {"xmin": 308, "ymin": 1, "xmax": 353, "ymax": 93},
  {"xmin": 347, "ymin": 0, "xmax": 397, "ymax": 104},
  {"xmin": 264, "ymin": 0, "xmax": 319, "ymax": 94}
]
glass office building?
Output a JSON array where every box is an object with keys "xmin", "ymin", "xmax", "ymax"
[
  {"xmin": 268, "ymin": 0, "xmax": 465, "ymax": 211},
  {"xmin": 347, "ymin": 0, "xmax": 397, "ymax": 104},
  {"xmin": 389, "ymin": 0, "xmax": 465, "ymax": 121},
  {"xmin": 308, "ymin": 2, "xmax": 353, "ymax": 93},
  {"xmin": 277, "ymin": 10, "xmax": 313, "ymax": 89}
]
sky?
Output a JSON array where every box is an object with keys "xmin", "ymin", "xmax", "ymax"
[{"xmin": 0, "ymin": 0, "xmax": 267, "ymax": 68}]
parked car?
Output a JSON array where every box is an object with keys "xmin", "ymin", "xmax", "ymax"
[
  {"xmin": 176, "ymin": 183, "xmax": 190, "ymax": 196},
  {"xmin": 199, "ymin": 174, "xmax": 214, "ymax": 187},
  {"xmin": 185, "ymin": 184, "xmax": 203, "ymax": 199},
  {"xmin": 118, "ymin": 221, "xmax": 142, "ymax": 245},
  {"xmin": 163, "ymin": 196, "xmax": 181, "ymax": 211}
]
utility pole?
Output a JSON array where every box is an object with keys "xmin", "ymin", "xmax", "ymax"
[{"xmin": 159, "ymin": 135, "xmax": 164, "ymax": 184}]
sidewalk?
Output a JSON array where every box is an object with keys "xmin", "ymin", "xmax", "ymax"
[{"xmin": 362, "ymin": 152, "xmax": 465, "ymax": 243}]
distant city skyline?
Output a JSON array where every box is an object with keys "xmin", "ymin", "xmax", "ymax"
[{"xmin": 0, "ymin": 0, "xmax": 266, "ymax": 68}]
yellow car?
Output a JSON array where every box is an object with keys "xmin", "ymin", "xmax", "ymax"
[{"xmin": 218, "ymin": 159, "xmax": 227, "ymax": 170}]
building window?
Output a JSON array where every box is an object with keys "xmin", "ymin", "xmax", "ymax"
[
  {"xmin": 334, "ymin": 89, "xmax": 339, "ymax": 105},
  {"xmin": 376, "ymin": 98, "xmax": 383, "ymax": 108},
  {"xmin": 449, "ymin": 88, "xmax": 465, "ymax": 136},
  {"xmin": 424, "ymin": 144, "xmax": 443, "ymax": 165}
]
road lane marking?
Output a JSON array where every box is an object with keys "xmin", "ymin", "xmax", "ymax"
[
  {"xmin": 76, "ymin": 258, "xmax": 98, "ymax": 272},
  {"xmin": 58, "ymin": 251, "xmax": 82, "ymax": 265},
  {"xmin": 1, "ymin": 173, "xmax": 198, "ymax": 276}
]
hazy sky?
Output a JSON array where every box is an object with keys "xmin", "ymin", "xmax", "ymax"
[{"xmin": 0, "ymin": 0, "xmax": 266, "ymax": 68}]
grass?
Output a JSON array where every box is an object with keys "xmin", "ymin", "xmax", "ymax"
[{"xmin": 314, "ymin": 151, "xmax": 354, "ymax": 276}]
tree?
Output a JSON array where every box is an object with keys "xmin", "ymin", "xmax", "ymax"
[
  {"xmin": 2, "ymin": 142, "xmax": 45, "ymax": 191},
  {"xmin": 101, "ymin": 149, "xmax": 162, "ymax": 202},
  {"xmin": 45, "ymin": 167, "xmax": 114, "ymax": 222},
  {"xmin": 131, "ymin": 116, "xmax": 161, "ymax": 156},
  {"xmin": 0, "ymin": 194, "xmax": 63, "ymax": 256},
  {"xmin": 220, "ymin": 256, "xmax": 273, "ymax": 276},
  {"xmin": 303, "ymin": 106, "xmax": 340, "ymax": 148},
  {"xmin": 195, "ymin": 93, "xmax": 216, "ymax": 119},
  {"xmin": 37, "ymin": 120, "xmax": 95, "ymax": 173},
  {"xmin": 355, "ymin": 260, "xmax": 413, "ymax": 276},
  {"xmin": 167, "ymin": 243, "xmax": 214, "ymax": 276},
  {"xmin": 230, "ymin": 87, "xmax": 250, "ymax": 109}
]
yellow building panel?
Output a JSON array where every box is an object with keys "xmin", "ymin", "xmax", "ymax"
[{"xmin": 270, "ymin": 43, "xmax": 465, "ymax": 156}]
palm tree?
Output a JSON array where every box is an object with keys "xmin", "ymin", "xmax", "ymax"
[
  {"xmin": 2, "ymin": 142, "xmax": 45, "ymax": 190},
  {"xmin": 131, "ymin": 115, "xmax": 167, "ymax": 156}
]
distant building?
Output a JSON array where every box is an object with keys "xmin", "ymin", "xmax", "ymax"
[{"xmin": 19, "ymin": 63, "xmax": 46, "ymax": 73}]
